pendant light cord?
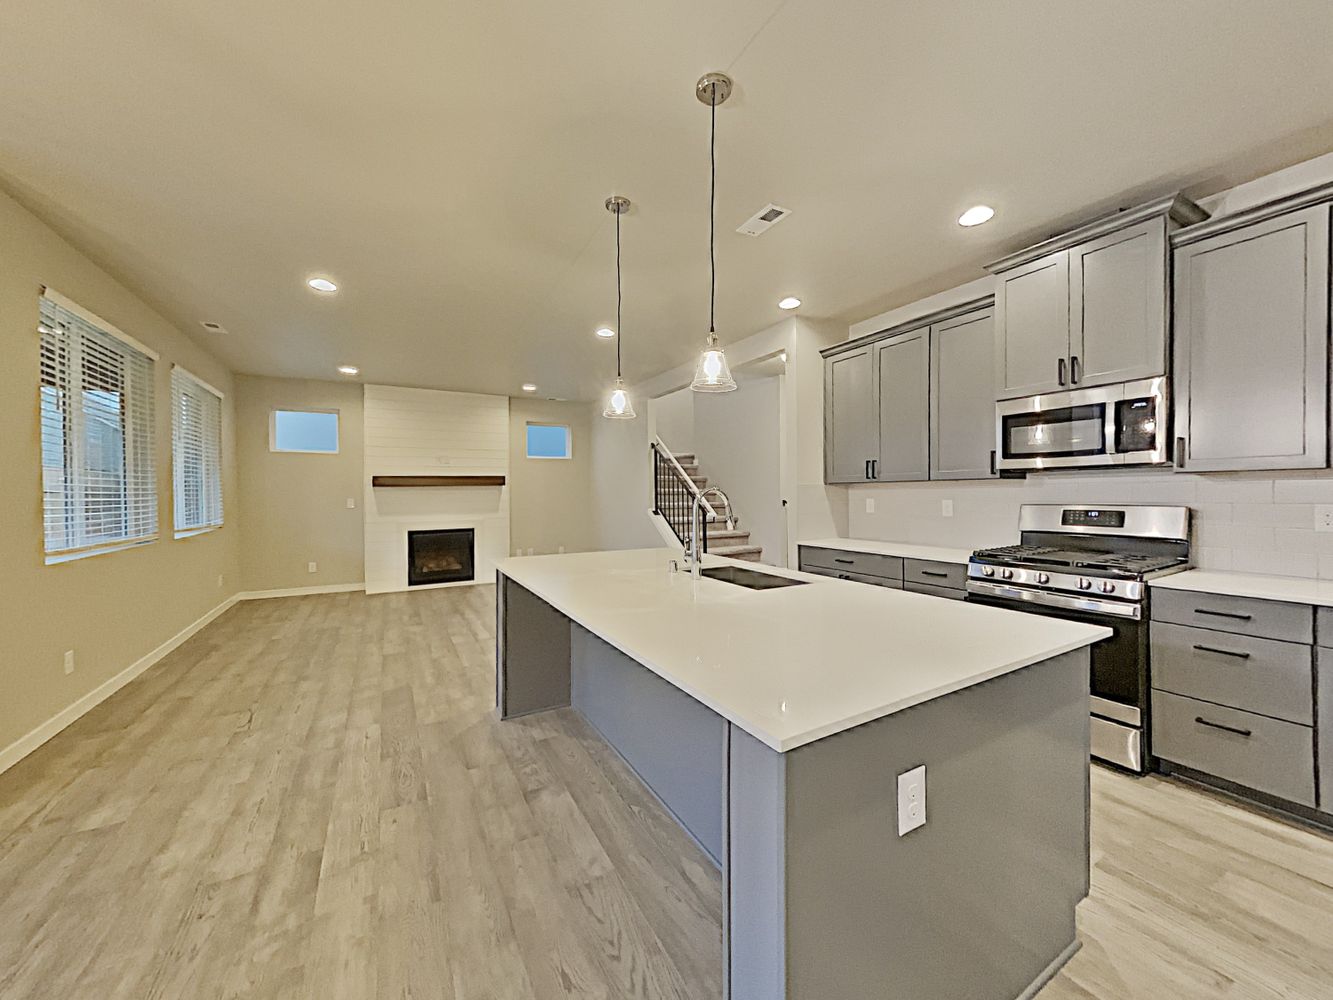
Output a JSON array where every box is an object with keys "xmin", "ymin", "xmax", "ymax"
[
  {"xmin": 709, "ymin": 90, "xmax": 717, "ymax": 338},
  {"xmin": 615, "ymin": 207, "xmax": 623, "ymax": 379}
]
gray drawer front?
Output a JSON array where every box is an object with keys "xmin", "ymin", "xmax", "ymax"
[
  {"xmin": 903, "ymin": 558, "xmax": 966, "ymax": 590},
  {"xmin": 1152, "ymin": 690, "xmax": 1315, "ymax": 807},
  {"xmin": 1151, "ymin": 623, "xmax": 1313, "ymax": 724},
  {"xmin": 1318, "ymin": 606, "xmax": 1333, "ymax": 647},
  {"xmin": 830, "ymin": 570, "xmax": 903, "ymax": 589},
  {"xmin": 904, "ymin": 581, "xmax": 966, "ymax": 601},
  {"xmin": 798, "ymin": 546, "xmax": 903, "ymax": 581},
  {"xmin": 1151, "ymin": 589, "xmax": 1313, "ymax": 643}
]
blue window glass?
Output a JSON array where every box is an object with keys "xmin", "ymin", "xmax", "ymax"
[
  {"xmin": 273, "ymin": 410, "xmax": 339, "ymax": 453},
  {"xmin": 526, "ymin": 423, "xmax": 570, "ymax": 459}
]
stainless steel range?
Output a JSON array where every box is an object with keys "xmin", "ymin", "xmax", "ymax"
[{"xmin": 965, "ymin": 504, "xmax": 1191, "ymax": 773}]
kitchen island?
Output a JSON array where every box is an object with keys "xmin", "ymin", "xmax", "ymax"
[{"xmin": 496, "ymin": 548, "xmax": 1109, "ymax": 1000}]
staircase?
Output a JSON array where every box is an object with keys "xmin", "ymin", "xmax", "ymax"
[{"xmin": 651, "ymin": 444, "xmax": 764, "ymax": 563}]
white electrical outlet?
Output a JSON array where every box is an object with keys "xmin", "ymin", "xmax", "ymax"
[
  {"xmin": 865, "ymin": 497, "xmax": 876, "ymax": 514},
  {"xmin": 217, "ymin": 574, "xmax": 224, "ymax": 589},
  {"xmin": 63, "ymin": 650, "xmax": 75, "ymax": 676},
  {"xmin": 307, "ymin": 561, "xmax": 318, "ymax": 574},
  {"xmin": 558, "ymin": 545, "xmax": 566, "ymax": 554},
  {"xmin": 346, "ymin": 497, "xmax": 356, "ymax": 510},
  {"xmin": 897, "ymin": 764, "xmax": 927, "ymax": 836},
  {"xmin": 941, "ymin": 499, "xmax": 954, "ymax": 518},
  {"xmin": 1316, "ymin": 506, "xmax": 1333, "ymax": 533}
]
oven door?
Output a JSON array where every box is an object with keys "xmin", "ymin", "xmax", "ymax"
[
  {"xmin": 966, "ymin": 582, "xmax": 1150, "ymax": 772},
  {"xmin": 995, "ymin": 377, "xmax": 1168, "ymax": 471}
]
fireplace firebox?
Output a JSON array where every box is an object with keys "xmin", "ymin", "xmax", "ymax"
[{"xmin": 407, "ymin": 528, "xmax": 475, "ymax": 587}]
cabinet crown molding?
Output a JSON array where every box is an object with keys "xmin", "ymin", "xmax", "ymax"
[
  {"xmin": 985, "ymin": 193, "xmax": 1208, "ymax": 274},
  {"xmin": 1171, "ymin": 181, "xmax": 1333, "ymax": 247}
]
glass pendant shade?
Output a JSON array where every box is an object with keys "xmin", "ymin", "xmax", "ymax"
[
  {"xmin": 602, "ymin": 378, "xmax": 636, "ymax": 419},
  {"xmin": 691, "ymin": 332, "xmax": 737, "ymax": 392}
]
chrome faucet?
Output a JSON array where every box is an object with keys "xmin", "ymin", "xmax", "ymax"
[{"xmin": 687, "ymin": 486, "xmax": 734, "ymax": 579}]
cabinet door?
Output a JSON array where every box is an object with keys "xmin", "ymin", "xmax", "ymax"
[
  {"xmin": 993, "ymin": 250, "xmax": 1071, "ymax": 399},
  {"xmin": 1174, "ymin": 205, "xmax": 1330, "ymax": 472},
  {"xmin": 1070, "ymin": 219, "xmax": 1167, "ymax": 388},
  {"xmin": 874, "ymin": 329, "xmax": 929, "ymax": 481},
  {"xmin": 824, "ymin": 347, "xmax": 876, "ymax": 483},
  {"xmin": 930, "ymin": 307, "xmax": 997, "ymax": 480}
]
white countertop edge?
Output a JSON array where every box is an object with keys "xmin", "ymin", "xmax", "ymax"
[
  {"xmin": 797, "ymin": 537, "xmax": 975, "ymax": 566},
  {"xmin": 501, "ymin": 552, "xmax": 1108, "ymax": 753},
  {"xmin": 1150, "ymin": 569, "xmax": 1333, "ymax": 608}
]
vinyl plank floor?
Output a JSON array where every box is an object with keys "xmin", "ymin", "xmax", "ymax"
[{"xmin": 0, "ymin": 586, "xmax": 1329, "ymax": 999}]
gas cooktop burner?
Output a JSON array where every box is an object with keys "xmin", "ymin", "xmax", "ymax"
[{"xmin": 972, "ymin": 544, "xmax": 1185, "ymax": 579}]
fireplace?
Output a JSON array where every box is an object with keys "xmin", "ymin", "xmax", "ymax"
[{"xmin": 407, "ymin": 528, "xmax": 475, "ymax": 586}]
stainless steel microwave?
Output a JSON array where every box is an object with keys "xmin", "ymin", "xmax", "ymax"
[{"xmin": 995, "ymin": 377, "xmax": 1169, "ymax": 471}]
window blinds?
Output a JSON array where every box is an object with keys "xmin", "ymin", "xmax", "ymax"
[
  {"xmin": 39, "ymin": 293, "xmax": 158, "ymax": 556},
  {"xmin": 171, "ymin": 367, "xmax": 224, "ymax": 533}
]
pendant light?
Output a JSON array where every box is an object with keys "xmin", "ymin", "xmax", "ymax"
[
  {"xmin": 602, "ymin": 195, "xmax": 636, "ymax": 419},
  {"xmin": 691, "ymin": 72, "xmax": 737, "ymax": 393}
]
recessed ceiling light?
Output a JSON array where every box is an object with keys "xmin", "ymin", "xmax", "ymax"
[
  {"xmin": 199, "ymin": 320, "xmax": 227, "ymax": 333},
  {"xmin": 596, "ymin": 327, "xmax": 616, "ymax": 339},
  {"xmin": 337, "ymin": 365, "xmax": 359, "ymax": 376},
  {"xmin": 957, "ymin": 205, "xmax": 995, "ymax": 228},
  {"xmin": 521, "ymin": 383, "xmax": 537, "ymax": 392},
  {"xmin": 777, "ymin": 296, "xmax": 801, "ymax": 310},
  {"xmin": 308, "ymin": 277, "xmax": 338, "ymax": 293}
]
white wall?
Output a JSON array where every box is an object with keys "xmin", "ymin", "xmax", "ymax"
[{"xmin": 652, "ymin": 387, "xmax": 694, "ymax": 455}]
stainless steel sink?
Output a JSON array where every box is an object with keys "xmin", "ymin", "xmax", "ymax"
[{"xmin": 700, "ymin": 565, "xmax": 809, "ymax": 590}]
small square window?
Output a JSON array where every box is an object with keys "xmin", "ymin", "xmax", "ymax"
[
  {"xmin": 526, "ymin": 423, "xmax": 571, "ymax": 459},
  {"xmin": 271, "ymin": 409, "xmax": 339, "ymax": 453}
]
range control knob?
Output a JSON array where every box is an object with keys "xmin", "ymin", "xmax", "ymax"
[
  {"xmin": 1077, "ymin": 577, "xmax": 1093, "ymax": 591},
  {"xmin": 1036, "ymin": 572, "xmax": 1050, "ymax": 584},
  {"xmin": 1001, "ymin": 568, "xmax": 1014, "ymax": 581},
  {"xmin": 981, "ymin": 566, "xmax": 995, "ymax": 578},
  {"xmin": 1100, "ymin": 580, "xmax": 1116, "ymax": 594}
]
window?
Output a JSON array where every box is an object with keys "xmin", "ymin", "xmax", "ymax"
[
  {"xmin": 39, "ymin": 290, "xmax": 157, "ymax": 560},
  {"xmin": 171, "ymin": 367, "xmax": 224, "ymax": 535},
  {"xmin": 271, "ymin": 409, "xmax": 339, "ymax": 453},
  {"xmin": 525, "ymin": 422, "xmax": 571, "ymax": 459}
]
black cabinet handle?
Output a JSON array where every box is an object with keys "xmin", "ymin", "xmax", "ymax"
[
  {"xmin": 865, "ymin": 459, "xmax": 871, "ymax": 480},
  {"xmin": 1192, "ymin": 644, "xmax": 1252, "ymax": 659},
  {"xmin": 989, "ymin": 449, "xmax": 997, "ymax": 475},
  {"xmin": 871, "ymin": 459, "xmax": 878, "ymax": 479},
  {"xmin": 1194, "ymin": 609, "xmax": 1253, "ymax": 622},
  {"xmin": 837, "ymin": 573, "xmax": 852, "ymax": 580},
  {"xmin": 921, "ymin": 570, "xmax": 949, "ymax": 579},
  {"xmin": 1175, "ymin": 436, "xmax": 1186, "ymax": 469},
  {"xmin": 1194, "ymin": 716, "xmax": 1253, "ymax": 738},
  {"xmin": 1070, "ymin": 355, "xmax": 1081, "ymax": 384},
  {"xmin": 1057, "ymin": 358, "xmax": 1067, "ymax": 386},
  {"xmin": 834, "ymin": 558, "xmax": 855, "ymax": 565}
]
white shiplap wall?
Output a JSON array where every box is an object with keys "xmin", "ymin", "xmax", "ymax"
[{"xmin": 363, "ymin": 385, "xmax": 509, "ymax": 594}]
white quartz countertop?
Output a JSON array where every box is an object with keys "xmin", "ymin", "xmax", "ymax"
[
  {"xmin": 1151, "ymin": 569, "xmax": 1333, "ymax": 608},
  {"xmin": 498, "ymin": 548, "xmax": 1108, "ymax": 752},
  {"xmin": 798, "ymin": 537, "xmax": 975, "ymax": 565}
]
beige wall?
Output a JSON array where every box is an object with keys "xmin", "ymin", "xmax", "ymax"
[
  {"xmin": 0, "ymin": 186, "xmax": 239, "ymax": 760},
  {"xmin": 509, "ymin": 398, "xmax": 595, "ymax": 555},
  {"xmin": 234, "ymin": 375, "xmax": 365, "ymax": 592}
]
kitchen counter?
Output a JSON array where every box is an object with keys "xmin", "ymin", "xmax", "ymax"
[
  {"xmin": 1152, "ymin": 568, "xmax": 1333, "ymax": 607},
  {"xmin": 799, "ymin": 536, "xmax": 975, "ymax": 565},
  {"xmin": 495, "ymin": 547, "xmax": 1108, "ymax": 1000},
  {"xmin": 498, "ymin": 547, "xmax": 1106, "ymax": 751}
]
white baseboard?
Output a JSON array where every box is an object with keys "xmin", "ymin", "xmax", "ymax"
[
  {"xmin": 0, "ymin": 594, "xmax": 241, "ymax": 777},
  {"xmin": 236, "ymin": 582, "xmax": 365, "ymax": 601}
]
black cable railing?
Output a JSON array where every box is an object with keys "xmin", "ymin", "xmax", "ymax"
[{"xmin": 651, "ymin": 441, "xmax": 709, "ymax": 553}]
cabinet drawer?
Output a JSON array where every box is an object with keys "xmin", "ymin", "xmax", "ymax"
[
  {"xmin": 1317, "ymin": 606, "xmax": 1333, "ymax": 647},
  {"xmin": 798, "ymin": 547, "xmax": 903, "ymax": 581},
  {"xmin": 904, "ymin": 581, "xmax": 965, "ymax": 601},
  {"xmin": 1152, "ymin": 691, "xmax": 1315, "ymax": 807},
  {"xmin": 903, "ymin": 559, "xmax": 966, "ymax": 590},
  {"xmin": 1151, "ymin": 623, "xmax": 1313, "ymax": 724},
  {"xmin": 818, "ymin": 568, "xmax": 902, "ymax": 589},
  {"xmin": 1151, "ymin": 589, "xmax": 1313, "ymax": 643}
]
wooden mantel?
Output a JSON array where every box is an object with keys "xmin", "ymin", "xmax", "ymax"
[{"xmin": 371, "ymin": 475, "xmax": 506, "ymax": 488}]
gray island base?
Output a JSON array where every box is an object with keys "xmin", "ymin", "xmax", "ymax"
[{"xmin": 497, "ymin": 567, "xmax": 1095, "ymax": 1000}]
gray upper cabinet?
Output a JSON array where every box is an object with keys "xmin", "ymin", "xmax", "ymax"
[
  {"xmin": 1173, "ymin": 201, "xmax": 1330, "ymax": 472},
  {"xmin": 989, "ymin": 194, "xmax": 1206, "ymax": 401},
  {"xmin": 931, "ymin": 307, "xmax": 997, "ymax": 479},
  {"xmin": 875, "ymin": 330, "xmax": 930, "ymax": 482},
  {"xmin": 993, "ymin": 251, "xmax": 1069, "ymax": 398},
  {"xmin": 824, "ymin": 346, "xmax": 876, "ymax": 483}
]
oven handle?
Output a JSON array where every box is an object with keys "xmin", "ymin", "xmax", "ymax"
[{"xmin": 965, "ymin": 580, "xmax": 1142, "ymax": 619}]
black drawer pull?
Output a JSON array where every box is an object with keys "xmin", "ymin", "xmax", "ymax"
[
  {"xmin": 834, "ymin": 558, "xmax": 855, "ymax": 565},
  {"xmin": 920, "ymin": 570, "xmax": 950, "ymax": 579},
  {"xmin": 1194, "ymin": 716, "xmax": 1253, "ymax": 738},
  {"xmin": 1192, "ymin": 644, "xmax": 1252, "ymax": 660},
  {"xmin": 1193, "ymin": 608, "xmax": 1253, "ymax": 621},
  {"xmin": 837, "ymin": 573, "xmax": 852, "ymax": 580}
]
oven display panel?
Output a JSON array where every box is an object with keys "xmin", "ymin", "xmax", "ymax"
[{"xmin": 1062, "ymin": 509, "xmax": 1126, "ymax": 528}]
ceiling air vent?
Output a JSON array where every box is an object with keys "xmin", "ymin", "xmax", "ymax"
[
  {"xmin": 199, "ymin": 321, "xmax": 228, "ymax": 334},
  {"xmin": 736, "ymin": 203, "xmax": 791, "ymax": 237}
]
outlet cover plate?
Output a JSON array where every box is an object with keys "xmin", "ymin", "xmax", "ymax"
[
  {"xmin": 897, "ymin": 764, "xmax": 926, "ymax": 836},
  {"xmin": 1316, "ymin": 506, "xmax": 1333, "ymax": 533}
]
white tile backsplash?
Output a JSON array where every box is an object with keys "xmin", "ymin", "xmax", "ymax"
[{"xmin": 846, "ymin": 467, "xmax": 1332, "ymax": 579}]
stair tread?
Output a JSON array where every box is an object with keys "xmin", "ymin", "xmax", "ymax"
[{"xmin": 709, "ymin": 544, "xmax": 762, "ymax": 555}]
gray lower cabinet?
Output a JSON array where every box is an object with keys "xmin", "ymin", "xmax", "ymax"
[
  {"xmin": 874, "ymin": 330, "xmax": 929, "ymax": 482},
  {"xmin": 903, "ymin": 558, "xmax": 968, "ymax": 591},
  {"xmin": 904, "ymin": 581, "xmax": 964, "ymax": 601},
  {"xmin": 798, "ymin": 547, "xmax": 969, "ymax": 600},
  {"xmin": 824, "ymin": 346, "xmax": 876, "ymax": 483},
  {"xmin": 1172, "ymin": 202, "xmax": 1330, "ymax": 472},
  {"xmin": 798, "ymin": 546, "xmax": 902, "ymax": 580},
  {"xmin": 1318, "ymin": 647, "xmax": 1333, "ymax": 812},
  {"xmin": 930, "ymin": 307, "xmax": 998, "ymax": 480}
]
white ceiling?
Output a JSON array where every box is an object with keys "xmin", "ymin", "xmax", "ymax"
[{"xmin": 2, "ymin": 0, "xmax": 1331, "ymax": 400}]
